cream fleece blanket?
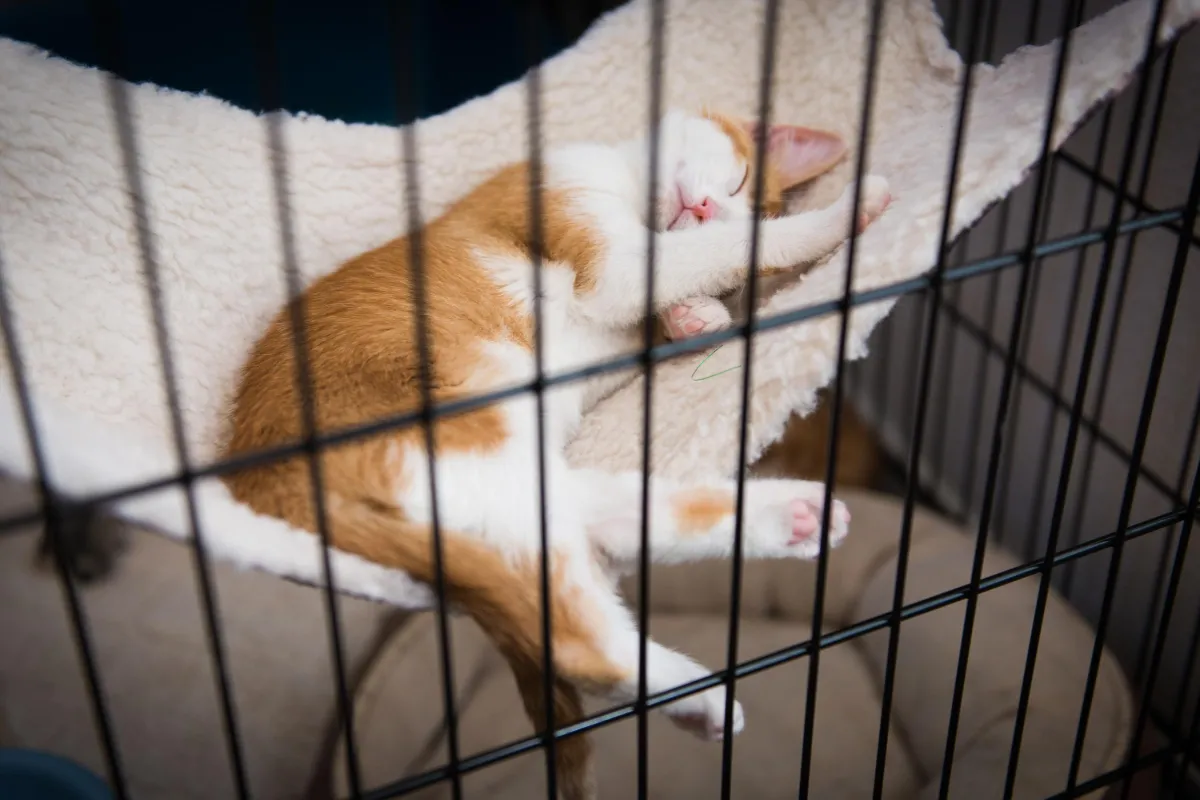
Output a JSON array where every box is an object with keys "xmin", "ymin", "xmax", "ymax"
[{"xmin": 0, "ymin": 0, "xmax": 1195, "ymax": 609}]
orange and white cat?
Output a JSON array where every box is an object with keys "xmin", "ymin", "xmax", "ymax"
[{"xmin": 224, "ymin": 108, "xmax": 890, "ymax": 797}]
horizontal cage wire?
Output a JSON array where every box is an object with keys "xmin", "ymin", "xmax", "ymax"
[{"xmin": 0, "ymin": 0, "xmax": 1197, "ymax": 799}]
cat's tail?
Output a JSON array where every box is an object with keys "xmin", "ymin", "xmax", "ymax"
[{"xmin": 330, "ymin": 498, "xmax": 627, "ymax": 690}]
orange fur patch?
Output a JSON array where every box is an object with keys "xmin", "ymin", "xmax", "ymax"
[
  {"xmin": 673, "ymin": 488, "xmax": 734, "ymax": 535},
  {"xmin": 702, "ymin": 109, "xmax": 788, "ymax": 217},
  {"xmin": 222, "ymin": 153, "xmax": 628, "ymax": 800}
]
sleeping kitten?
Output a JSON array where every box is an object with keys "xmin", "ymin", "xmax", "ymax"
[
  {"xmin": 223, "ymin": 108, "xmax": 890, "ymax": 799},
  {"xmin": 656, "ymin": 119, "xmax": 853, "ymax": 341}
]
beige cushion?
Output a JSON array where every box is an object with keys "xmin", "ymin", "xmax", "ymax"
[{"xmin": 331, "ymin": 489, "xmax": 1133, "ymax": 799}]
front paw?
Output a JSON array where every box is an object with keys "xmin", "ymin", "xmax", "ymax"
[
  {"xmin": 662, "ymin": 296, "xmax": 733, "ymax": 341},
  {"xmin": 842, "ymin": 175, "xmax": 891, "ymax": 233}
]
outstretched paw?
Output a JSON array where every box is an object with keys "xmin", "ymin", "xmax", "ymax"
[
  {"xmin": 662, "ymin": 296, "xmax": 733, "ymax": 341},
  {"xmin": 667, "ymin": 686, "xmax": 745, "ymax": 742},
  {"xmin": 840, "ymin": 174, "xmax": 892, "ymax": 233},
  {"xmin": 748, "ymin": 481, "xmax": 851, "ymax": 559}
]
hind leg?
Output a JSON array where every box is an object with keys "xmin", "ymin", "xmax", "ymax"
[{"xmin": 548, "ymin": 547, "xmax": 745, "ymax": 742}]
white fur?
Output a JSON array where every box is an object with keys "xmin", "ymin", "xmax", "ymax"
[
  {"xmin": 0, "ymin": 0, "xmax": 1192, "ymax": 755},
  {"xmin": 410, "ymin": 111, "xmax": 861, "ymax": 736}
]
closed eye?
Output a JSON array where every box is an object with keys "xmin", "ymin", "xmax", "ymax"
[{"xmin": 731, "ymin": 165, "xmax": 749, "ymax": 196}]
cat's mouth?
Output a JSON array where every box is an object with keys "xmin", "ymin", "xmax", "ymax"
[{"xmin": 668, "ymin": 206, "xmax": 697, "ymax": 230}]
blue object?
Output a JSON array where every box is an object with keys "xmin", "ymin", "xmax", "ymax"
[
  {"xmin": 0, "ymin": 0, "xmax": 575, "ymax": 125},
  {"xmin": 0, "ymin": 748, "xmax": 113, "ymax": 800}
]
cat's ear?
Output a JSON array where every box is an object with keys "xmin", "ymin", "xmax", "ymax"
[{"xmin": 745, "ymin": 121, "xmax": 847, "ymax": 189}]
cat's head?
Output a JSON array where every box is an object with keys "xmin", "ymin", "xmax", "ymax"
[{"xmin": 639, "ymin": 108, "xmax": 847, "ymax": 231}]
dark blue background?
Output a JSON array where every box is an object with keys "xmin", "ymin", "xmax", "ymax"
[{"xmin": 0, "ymin": 0, "xmax": 606, "ymax": 124}]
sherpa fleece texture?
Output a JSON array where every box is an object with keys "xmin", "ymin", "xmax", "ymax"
[{"xmin": 0, "ymin": 0, "xmax": 1196, "ymax": 608}]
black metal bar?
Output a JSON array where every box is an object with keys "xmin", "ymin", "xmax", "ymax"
[
  {"xmin": 1065, "ymin": 103, "xmax": 1197, "ymax": 793},
  {"xmin": 1121, "ymin": 42, "xmax": 1187, "ymax": 691},
  {"xmin": 1115, "ymin": 446, "xmax": 1200, "ymax": 800},
  {"xmin": 990, "ymin": 153, "xmax": 1063, "ymax": 548},
  {"xmin": 935, "ymin": 0, "xmax": 1084, "ymax": 794},
  {"xmin": 1004, "ymin": 1, "xmax": 1179, "ymax": 788},
  {"xmin": 721, "ymin": 0, "xmax": 781, "ymax": 793},
  {"xmin": 518, "ymin": 6, "xmax": 558, "ymax": 797},
  {"xmin": 931, "ymin": 275, "xmax": 1188, "ymax": 514},
  {"xmin": 1170, "ymin": 624, "xmax": 1200, "ymax": 798},
  {"xmin": 1017, "ymin": 102, "xmax": 1115, "ymax": 567},
  {"xmin": 0, "ymin": 206, "xmax": 1180, "ymax": 544},
  {"xmin": 988, "ymin": 0, "xmax": 1069, "ymax": 557},
  {"xmin": 942, "ymin": 0, "xmax": 1042, "ymax": 541},
  {"xmin": 798, "ymin": 0, "xmax": 886, "ymax": 793},
  {"xmin": 870, "ymin": 0, "xmax": 987, "ymax": 793},
  {"xmin": 0, "ymin": 252, "xmax": 130, "ymax": 797},
  {"xmin": 355, "ymin": 504, "xmax": 1186, "ymax": 800},
  {"xmin": 999, "ymin": 99, "xmax": 1127, "ymax": 796},
  {"xmin": 1139, "ymin": 389, "xmax": 1200, "ymax": 748},
  {"xmin": 929, "ymin": 234, "xmax": 972, "ymax": 498},
  {"xmin": 1046, "ymin": 744, "xmax": 1173, "ymax": 800},
  {"xmin": 86, "ymin": 0, "xmax": 250, "ymax": 793},
  {"xmin": 932, "ymin": 192, "xmax": 1008, "ymax": 521},
  {"xmin": 637, "ymin": 1, "xmax": 666, "ymax": 797},
  {"xmin": 1056, "ymin": 152, "xmax": 1200, "ymax": 250},
  {"xmin": 1164, "ymin": 395, "xmax": 1200, "ymax": 756},
  {"xmin": 249, "ymin": 1, "xmax": 362, "ymax": 793},
  {"xmin": 388, "ymin": 2, "xmax": 462, "ymax": 797},
  {"xmin": 1058, "ymin": 39, "xmax": 1179, "ymax": 601}
]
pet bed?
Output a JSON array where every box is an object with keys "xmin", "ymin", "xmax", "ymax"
[{"xmin": 0, "ymin": 0, "xmax": 1196, "ymax": 607}]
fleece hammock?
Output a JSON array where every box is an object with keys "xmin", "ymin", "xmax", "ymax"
[{"xmin": 0, "ymin": 0, "xmax": 1195, "ymax": 608}]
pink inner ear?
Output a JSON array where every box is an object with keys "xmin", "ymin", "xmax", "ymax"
[{"xmin": 743, "ymin": 122, "xmax": 847, "ymax": 187}]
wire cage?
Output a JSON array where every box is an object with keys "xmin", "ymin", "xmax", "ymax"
[{"xmin": 0, "ymin": 0, "xmax": 1197, "ymax": 799}]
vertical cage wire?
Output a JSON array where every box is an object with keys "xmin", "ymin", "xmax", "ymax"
[
  {"xmin": 1162, "ymin": 389, "xmax": 1200, "ymax": 751},
  {"xmin": 85, "ymin": 0, "xmax": 251, "ymax": 794},
  {"xmin": 519, "ymin": 6, "xmax": 558, "ymax": 797},
  {"xmin": 1170, "ymin": 531, "xmax": 1200, "ymax": 798},
  {"xmin": 249, "ymin": 0, "xmax": 364, "ymax": 793},
  {"xmin": 871, "ymin": 0, "xmax": 992, "ymax": 794},
  {"xmin": 718, "ymin": 0, "xmax": 783, "ymax": 793},
  {"xmin": 998, "ymin": 2, "xmax": 1180, "ymax": 787},
  {"xmin": 1013, "ymin": 101, "xmax": 1117, "ymax": 565},
  {"xmin": 1064, "ymin": 99, "xmax": 1193, "ymax": 800},
  {"xmin": 925, "ymin": 0, "xmax": 1023, "ymax": 515},
  {"xmin": 637, "ymin": 1, "xmax": 667, "ymax": 797},
  {"xmin": 797, "ymin": 0, "xmax": 892, "ymax": 792},
  {"xmin": 1057, "ymin": 36, "xmax": 1180, "ymax": 597},
  {"xmin": 4, "ymin": 1, "xmax": 1199, "ymax": 798},
  {"xmin": 1116, "ymin": 388, "xmax": 1200, "ymax": 799},
  {"xmin": 518, "ymin": 3, "xmax": 600, "ymax": 795},
  {"xmin": 389, "ymin": 2, "xmax": 464, "ymax": 798},
  {"xmin": 935, "ymin": 0, "xmax": 1086, "ymax": 793},
  {"xmin": 0, "ymin": 252, "xmax": 130, "ymax": 798},
  {"xmin": 988, "ymin": 0, "xmax": 1068, "ymax": 558}
]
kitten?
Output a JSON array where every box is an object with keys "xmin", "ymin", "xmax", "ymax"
[
  {"xmin": 656, "ymin": 120, "xmax": 854, "ymax": 342},
  {"xmin": 223, "ymin": 108, "xmax": 890, "ymax": 798}
]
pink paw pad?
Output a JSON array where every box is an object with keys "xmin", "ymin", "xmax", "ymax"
[
  {"xmin": 668, "ymin": 305, "xmax": 707, "ymax": 335},
  {"xmin": 788, "ymin": 499, "xmax": 819, "ymax": 543},
  {"xmin": 663, "ymin": 298, "xmax": 731, "ymax": 341},
  {"xmin": 787, "ymin": 499, "xmax": 852, "ymax": 545},
  {"xmin": 856, "ymin": 192, "xmax": 892, "ymax": 233}
]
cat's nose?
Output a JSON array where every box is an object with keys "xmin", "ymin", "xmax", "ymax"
[{"xmin": 690, "ymin": 196, "xmax": 715, "ymax": 221}]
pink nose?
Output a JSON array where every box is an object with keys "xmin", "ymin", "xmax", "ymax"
[{"xmin": 689, "ymin": 196, "xmax": 715, "ymax": 221}]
